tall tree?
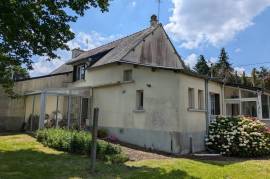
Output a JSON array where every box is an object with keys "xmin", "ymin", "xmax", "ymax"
[
  {"xmin": 214, "ymin": 48, "xmax": 233, "ymax": 82},
  {"xmin": 193, "ymin": 55, "xmax": 210, "ymax": 76},
  {"xmin": 0, "ymin": 0, "xmax": 110, "ymax": 97}
]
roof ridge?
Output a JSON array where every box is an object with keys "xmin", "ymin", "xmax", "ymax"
[
  {"xmin": 118, "ymin": 24, "xmax": 161, "ymax": 63},
  {"xmin": 76, "ymin": 26, "xmax": 152, "ymax": 59}
]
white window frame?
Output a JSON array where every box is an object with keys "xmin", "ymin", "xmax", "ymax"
[{"xmin": 76, "ymin": 64, "xmax": 85, "ymax": 80}]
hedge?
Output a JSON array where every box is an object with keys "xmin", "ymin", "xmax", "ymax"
[{"xmin": 36, "ymin": 128, "xmax": 128, "ymax": 163}]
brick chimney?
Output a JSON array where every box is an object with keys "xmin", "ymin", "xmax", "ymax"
[
  {"xmin": 71, "ymin": 48, "xmax": 84, "ymax": 58},
  {"xmin": 150, "ymin": 14, "xmax": 158, "ymax": 27}
]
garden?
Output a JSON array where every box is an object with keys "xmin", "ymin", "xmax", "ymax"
[{"xmin": 1, "ymin": 116, "xmax": 270, "ymax": 178}]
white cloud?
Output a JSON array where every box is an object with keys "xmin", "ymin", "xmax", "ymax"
[
  {"xmin": 30, "ymin": 31, "xmax": 121, "ymax": 77},
  {"xmin": 29, "ymin": 56, "xmax": 65, "ymax": 77},
  {"xmin": 165, "ymin": 0, "xmax": 270, "ymax": 49},
  {"xmin": 184, "ymin": 53, "xmax": 197, "ymax": 68},
  {"xmin": 67, "ymin": 31, "xmax": 120, "ymax": 51},
  {"xmin": 131, "ymin": 1, "xmax": 136, "ymax": 7},
  {"xmin": 234, "ymin": 67, "xmax": 245, "ymax": 75}
]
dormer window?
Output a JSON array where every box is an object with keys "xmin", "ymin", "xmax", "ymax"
[{"xmin": 73, "ymin": 64, "xmax": 85, "ymax": 81}]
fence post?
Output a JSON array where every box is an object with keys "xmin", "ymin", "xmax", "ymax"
[{"xmin": 91, "ymin": 108, "xmax": 99, "ymax": 173}]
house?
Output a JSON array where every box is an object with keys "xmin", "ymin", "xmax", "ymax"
[{"xmin": 1, "ymin": 15, "xmax": 270, "ymax": 154}]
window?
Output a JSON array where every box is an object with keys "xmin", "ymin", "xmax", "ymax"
[
  {"xmin": 210, "ymin": 93, "xmax": 220, "ymax": 115},
  {"xmin": 123, "ymin": 69, "xmax": 132, "ymax": 81},
  {"xmin": 241, "ymin": 90, "xmax": 257, "ymax": 98},
  {"xmin": 262, "ymin": 95, "xmax": 269, "ymax": 119},
  {"xmin": 226, "ymin": 103, "xmax": 240, "ymax": 116},
  {"xmin": 188, "ymin": 88, "xmax": 195, "ymax": 108},
  {"xmin": 224, "ymin": 87, "xmax": 239, "ymax": 99},
  {"xmin": 136, "ymin": 90, "xmax": 144, "ymax": 110},
  {"xmin": 241, "ymin": 101, "xmax": 257, "ymax": 117},
  {"xmin": 75, "ymin": 64, "xmax": 85, "ymax": 81},
  {"xmin": 198, "ymin": 90, "xmax": 204, "ymax": 110}
]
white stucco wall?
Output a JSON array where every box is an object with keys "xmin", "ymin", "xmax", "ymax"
[{"xmin": 68, "ymin": 63, "xmax": 223, "ymax": 154}]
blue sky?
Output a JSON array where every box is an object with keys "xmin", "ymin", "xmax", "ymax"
[{"xmin": 30, "ymin": 0, "xmax": 270, "ymax": 76}]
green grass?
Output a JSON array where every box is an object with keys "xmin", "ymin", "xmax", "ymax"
[{"xmin": 0, "ymin": 133, "xmax": 270, "ymax": 179}]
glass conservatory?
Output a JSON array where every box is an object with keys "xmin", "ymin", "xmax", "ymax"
[
  {"xmin": 24, "ymin": 87, "xmax": 91, "ymax": 131},
  {"xmin": 224, "ymin": 86, "xmax": 270, "ymax": 120}
]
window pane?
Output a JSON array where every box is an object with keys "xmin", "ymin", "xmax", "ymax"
[
  {"xmin": 136, "ymin": 90, "xmax": 143, "ymax": 110},
  {"xmin": 188, "ymin": 88, "xmax": 195, "ymax": 108},
  {"xmin": 210, "ymin": 93, "xmax": 220, "ymax": 115},
  {"xmin": 198, "ymin": 90, "xmax": 204, "ymax": 109},
  {"xmin": 241, "ymin": 101, "xmax": 257, "ymax": 117},
  {"xmin": 262, "ymin": 95, "xmax": 269, "ymax": 119},
  {"xmin": 123, "ymin": 70, "xmax": 132, "ymax": 81},
  {"xmin": 241, "ymin": 90, "xmax": 257, "ymax": 98},
  {"xmin": 226, "ymin": 103, "xmax": 240, "ymax": 116},
  {"xmin": 224, "ymin": 87, "xmax": 239, "ymax": 99}
]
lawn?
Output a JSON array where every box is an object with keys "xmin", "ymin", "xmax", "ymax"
[{"xmin": 0, "ymin": 133, "xmax": 270, "ymax": 179}]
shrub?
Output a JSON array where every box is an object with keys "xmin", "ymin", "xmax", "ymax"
[
  {"xmin": 36, "ymin": 128, "xmax": 128, "ymax": 163},
  {"xmin": 206, "ymin": 116, "xmax": 270, "ymax": 157},
  {"xmin": 97, "ymin": 128, "xmax": 108, "ymax": 139}
]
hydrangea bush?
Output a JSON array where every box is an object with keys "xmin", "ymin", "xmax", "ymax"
[{"xmin": 206, "ymin": 116, "xmax": 270, "ymax": 157}]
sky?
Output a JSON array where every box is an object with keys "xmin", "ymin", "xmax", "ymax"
[{"xmin": 30, "ymin": 0, "xmax": 270, "ymax": 77}]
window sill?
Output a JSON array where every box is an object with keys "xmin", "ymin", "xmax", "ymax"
[
  {"xmin": 73, "ymin": 79, "xmax": 85, "ymax": 83},
  {"xmin": 122, "ymin": 80, "xmax": 134, "ymax": 84},
  {"xmin": 261, "ymin": 119, "xmax": 270, "ymax": 121},
  {"xmin": 187, "ymin": 108, "xmax": 206, "ymax": 112},
  {"xmin": 133, "ymin": 109, "xmax": 145, "ymax": 113}
]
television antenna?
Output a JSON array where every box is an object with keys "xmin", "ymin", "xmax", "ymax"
[{"xmin": 157, "ymin": 0, "xmax": 161, "ymax": 20}]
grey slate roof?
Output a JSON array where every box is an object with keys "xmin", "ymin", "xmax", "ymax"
[
  {"xmin": 50, "ymin": 64, "xmax": 73, "ymax": 75},
  {"xmin": 91, "ymin": 26, "xmax": 158, "ymax": 68},
  {"xmin": 66, "ymin": 26, "xmax": 155, "ymax": 65},
  {"xmin": 65, "ymin": 24, "xmax": 184, "ymax": 70}
]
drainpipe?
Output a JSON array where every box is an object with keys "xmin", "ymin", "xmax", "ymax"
[
  {"xmin": 205, "ymin": 79, "xmax": 209, "ymax": 134},
  {"xmin": 204, "ymin": 78, "xmax": 210, "ymax": 151}
]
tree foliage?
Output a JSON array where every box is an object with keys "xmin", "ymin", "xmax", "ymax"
[
  {"xmin": 214, "ymin": 48, "xmax": 234, "ymax": 83},
  {"xmin": 194, "ymin": 55, "xmax": 209, "ymax": 76},
  {"xmin": 0, "ymin": 0, "xmax": 109, "ymax": 97}
]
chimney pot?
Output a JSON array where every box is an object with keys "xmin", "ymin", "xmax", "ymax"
[
  {"xmin": 150, "ymin": 14, "xmax": 158, "ymax": 27},
  {"xmin": 71, "ymin": 48, "xmax": 84, "ymax": 58}
]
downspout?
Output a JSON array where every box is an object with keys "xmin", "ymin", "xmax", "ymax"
[
  {"xmin": 205, "ymin": 78, "xmax": 209, "ymax": 134},
  {"xmin": 90, "ymin": 88, "xmax": 94, "ymax": 128},
  {"xmin": 204, "ymin": 78, "xmax": 210, "ymax": 151}
]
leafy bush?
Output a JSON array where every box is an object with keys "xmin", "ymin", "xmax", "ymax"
[
  {"xmin": 97, "ymin": 128, "xmax": 108, "ymax": 139},
  {"xmin": 36, "ymin": 128, "xmax": 128, "ymax": 163},
  {"xmin": 206, "ymin": 116, "xmax": 270, "ymax": 157}
]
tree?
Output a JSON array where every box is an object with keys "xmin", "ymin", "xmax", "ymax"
[
  {"xmin": 214, "ymin": 48, "xmax": 233, "ymax": 82},
  {"xmin": 233, "ymin": 71, "xmax": 241, "ymax": 84},
  {"xmin": 0, "ymin": 0, "xmax": 109, "ymax": 97},
  {"xmin": 241, "ymin": 71, "xmax": 248, "ymax": 86},
  {"xmin": 251, "ymin": 68, "xmax": 258, "ymax": 87},
  {"xmin": 193, "ymin": 55, "xmax": 210, "ymax": 76},
  {"xmin": 257, "ymin": 67, "xmax": 268, "ymax": 88}
]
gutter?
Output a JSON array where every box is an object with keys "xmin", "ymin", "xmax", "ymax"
[{"xmin": 15, "ymin": 71, "xmax": 72, "ymax": 82}]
